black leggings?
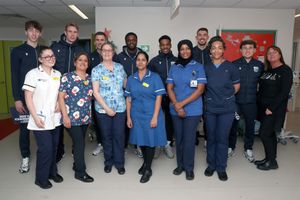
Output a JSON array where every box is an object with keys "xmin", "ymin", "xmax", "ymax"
[{"xmin": 140, "ymin": 146, "xmax": 155, "ymax": 171}]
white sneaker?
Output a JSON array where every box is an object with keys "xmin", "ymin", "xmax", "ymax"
[
  {"xmin": 164, "ymin": 144, "xmax": 174, "ymax": 159},
  {"xmin": 244, "ymin": 149, "xmax": 255, "ymax": 162},
  {"xmin": 92, "ymin": 143, "xmax": 103, "ymax": 156},
  {"xmin": 154, "ymin": 147, "xmax": 161, "ymax": 159},
  {"xmin": 136, "ymin": 146, "xmax": 143, "ymax": 158},
  {"xmin": 228, "ymin": 148, "xmax": 234, "ymax": 157},
  {"xmin": 19, "ymin": 157, "xmax": 30, "ymax": 173}
]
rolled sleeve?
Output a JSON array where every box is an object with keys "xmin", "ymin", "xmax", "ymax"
[
  {"xmin": 124, "ymin": 77, "xmax": 132, "ymax": 97},
  {"xmin": 59, "ymin": 74, "xmax": 68, "ymax": 93},
  {"xmin": 196, "ymin": 66, "xmax": 207, "ymax": 84},
  {"xmin": 154, "ymin": 74, "xmax": 166, "ymax": 96},
  {"xmin": 166, "ymin": 65, "xmax": 175, "ymax": 84}
]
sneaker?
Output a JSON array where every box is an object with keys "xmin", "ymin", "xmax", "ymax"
[
  {"xmin": 154, "ymin": 147, "xmax": 161, "ymax": 159},
  {"xmin": 92, "ymin": 143, "xmax": 103, "ymax": 156},
  {"xmin": 244, "ymin": 149, "xmax": 255, "ymax": 162},
  {"xmin": 136, "ymin": 146, "xmax": 143, "ymax": 158},
  {"xmin": 19, "ymin": 157, "xmax": 30, "ymax": 173},
  {"xmin": 228, "ymin": 148, "xmax": 234, "ymax": 157},
  {"xmin": 163, "ymin": 144, "xmax": 174, "ymax": 159}
]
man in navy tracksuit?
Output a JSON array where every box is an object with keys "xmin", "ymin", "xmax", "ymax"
[
  {"xmin": 193, "ymin": 27, "xmax": 211, "ymax": 66},
  {"xmin": 116, "ymin": 32, "xmax": 142, "ymax": 77},
  {"xmin": 88, "ymin": 31, "xmax": 108, "ymax": 156},
  {"xmin": 11, "ymin": 20, "xmax": 43, "ymax": 173},
  {"xmin": 148, "ymin": 35, "xmax": 177, "ymax": 159},
  {"xmin": 51, "ymin": 23, "xmax": 86, "ymax": 162},
  {"xmin": 228, "ymin": 40, "xmax": 263, "ymax": 162},
  {"xmin": 192, "ymin": 27, "xmax": 211, "ymax": 146},
  {"xmin": 116, "ymin": 32, "xmax": 143, "ymax": 156}
]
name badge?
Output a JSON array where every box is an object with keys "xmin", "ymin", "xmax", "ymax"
[
  {"xmin": 190, "ymin": 80, "xmax": 197, "ymax": 88},
  {"xmin": 53, "ymin": 77, "xmax": 60, "ymax": 81},
  {"xmin": 253, "ymin": 66, "xmax": 259, "ymax": 73},
  {"xmin": 102, "ymin": 76, "xmax": 109, "ymax": 81},
  {"xmin": 142, "ymin": 82, "xmax": 149, "ymax": 87}
]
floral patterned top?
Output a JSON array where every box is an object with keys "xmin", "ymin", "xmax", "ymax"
[
  {"xmin": 59, "ymin": 71, "xmax": 93, "ymax": 126},
  {"xmin": 91, "ymin": 62, "xmax": 127, "ymax": 113}
]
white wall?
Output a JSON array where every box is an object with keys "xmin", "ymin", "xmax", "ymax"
[{"xmin": 96, "ymin": 7, "xmax": 295, "ymax": 65}]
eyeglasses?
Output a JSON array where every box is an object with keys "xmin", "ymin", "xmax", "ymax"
[
  {"xmin": 101, "ymin": 49, "xmax": 113, "ymax": 53},
  {"xmin": 41, "ymin": 55, "xmax": 55, "ymax": 61}
]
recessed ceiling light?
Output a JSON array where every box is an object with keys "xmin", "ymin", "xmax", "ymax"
[{"xmin": 68, "ymin": 4, "xmax": 88, "ymax": 20}]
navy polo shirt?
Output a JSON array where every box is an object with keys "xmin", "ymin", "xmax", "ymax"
[
  {"xmin": 204, "ymin": 60, "xmax": 240, "ymax": 114},
  {"xmin": 166, "ymin": 60, "xmax": 207, "ymax": 116}
]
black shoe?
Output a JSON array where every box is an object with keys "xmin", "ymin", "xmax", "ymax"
[
  {"xmin": 185, "ymin": 171, "xmax": 194, "ymax": 180},
  {"xmin": 204, "ymin": 167, "xmax": 214, "ymax": 177},
  {"xmin": 35, "ymin": 180, "xmax": 52, "ymax": 189},
  {"xmin": 75, "ymin": 173, "xmax": 94, "ymax": 183},
  {"xmin": 104, "ymin": 166, "xmax": 112, "ymax": 173},
  {"xmin": 217, "ymin": 171, "xmax": 228, "ymax": 181},
  {"xmin": 138, "ymin": 163, "xmax": 146, "ymax": 175},
  {"xmin": 49, "ymin": 174, "xmax": 64, "ymax": 183},
  {"xmin": 173, "ymin": 167, "xmax": 184, "ymax": 175},
  {"xmin": 117, "ymin": 167, "xmax": 126, "ymax": 175},
  {"xmin": 254, "ymin": 158, "xmax": 267, "ymax": 166},
  {"xmin": 140, "ymin": 170, "xmax": 152, "ymax": 183},
  {"xmin": 257, "ymin": 160, "xmax": 278, "ymax": 171}
]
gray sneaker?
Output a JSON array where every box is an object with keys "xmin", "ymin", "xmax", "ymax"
[
  {"xmin": 244, "ymin": 149, "xmax": 255, "ymax": 162},
  {"xmin": 163, "ymin": 144, "xmax": 174, "ymax": 159},
  {"xmin": 228, "ymin": 148, "xmax": 234, "ymax": 157},
  {"xmin": 19, "ymin": 157, "xmax": 30, "ymax": 173},
  {"xmin": 92, "ymin": 143, "xmax": 103, "ymax": 156},
  {"xmin": 154, "ymin": 147, "xmax": 161, "ymax": 159}
]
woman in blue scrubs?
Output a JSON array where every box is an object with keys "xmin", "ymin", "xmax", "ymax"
[
  {"xmin": 204, "ymin": 36, "xmax": 240, "ymax": 181},
  {"xmin": 125, "ymin": 51, "xmax": 167, "ymax": 183},
  {"xmin": 166, "ymin": 39, "xmax": 206, "ymax": 181}
]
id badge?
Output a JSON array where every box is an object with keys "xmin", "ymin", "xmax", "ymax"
[
  {"xmin": 190, "ymin": 80, "xmax": 197, "ymax": 88},
  {"xmin": 37, "ymin": 113, "xmax": 46, "ymax": 122}
]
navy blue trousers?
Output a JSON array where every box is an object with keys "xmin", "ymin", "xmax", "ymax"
[
  {"xmin": 206, "ymin": 112, "xmax": 234, "ymax": 172},
  {"xmin": 172, "ymin": 115, "xmax": 201, "ymax": 172},
  {"xmin": 229, "ymin": 103, "xmax": 257, "ymax": 150},
  {"xmin": 19, "ymin": 123, "xmax": 30, "ymax": 158},
  {"xmin": 33, "ymin": 127, "xmax": 60, "ymax": 183},
  {"xmin": 96, "ymin": 112, "xmax": 126, "ymax": 169},
  {"xmin": 67, "ymin": 125, "xmax": 88, "ymax": 177}
]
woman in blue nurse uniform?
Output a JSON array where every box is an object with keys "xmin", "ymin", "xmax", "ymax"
[
  {"xmin": 125, "ymin": 51, "xmax": 167, "ymax": 183},
  {"xmin": 204, "ymin": 36, "xmax": 240, "ymax": 181},
  {"xmin": 166, "ymin": 39, "xmax": 206, "ymax": 181}
]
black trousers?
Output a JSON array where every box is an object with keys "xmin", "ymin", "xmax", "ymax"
[
  {"xmin": 19, "ymin": 123, "xmax": 31, "ymax": 158},
  {"xmin": 161, "ymin": 96, "xmax": 174, "ymax": 142},
  {"xmin": 229, "ymin": 103, "xmax": 257, "ymax": 150},
  {"xmin": 67, "ymin": 125, "xmax": 88, "ymax": 176},
  {"xmin": 259, "ymin": 113, "xmax": 278, "ymax": 161},
  {"xmin": 140, "ymin": 146, "xmax": 155, "ymax": 171}
]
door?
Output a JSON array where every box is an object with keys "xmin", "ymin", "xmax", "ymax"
[{"xmin": 0, "ymin": 40, "xmax": 22, "ymax": 114}]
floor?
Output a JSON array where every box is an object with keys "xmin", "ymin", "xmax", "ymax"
[{"xmin": 0, "ymin": 112, "xmax": 299, "ymax": 200}]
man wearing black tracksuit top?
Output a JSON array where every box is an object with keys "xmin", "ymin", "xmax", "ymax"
[
  {"xmin": 11, "ymin": 20, "xmax": 43, "ymax": 173},
  {"xmin": 51, "ymin": 23, "xmax": 85, "ymax": 162},
  {"xmin": 148, "ymin": 35, "xmax": 177, "ymax": 158},
  {"xmin": 228, "ymin": 40, "xmax": 263, "ymax": 162}
]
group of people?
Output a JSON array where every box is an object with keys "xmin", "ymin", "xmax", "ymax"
[{"xmin": 11, "ymin": 20, "xmax": 293, "ymax": 189}]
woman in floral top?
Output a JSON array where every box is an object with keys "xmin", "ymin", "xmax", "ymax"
[
  {"xmin": 58, "ymin": 52, "xmax": 94, "ymax": 183},
  {"xmin": 92, "ymin": 42, "xmax": 127, "ymax": 175}
]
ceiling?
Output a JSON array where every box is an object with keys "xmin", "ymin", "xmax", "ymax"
[{"xmin": 0, "ymin": 0, "xmax": 300, "ymax": 28}]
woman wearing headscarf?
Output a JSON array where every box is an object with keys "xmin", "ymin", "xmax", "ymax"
[{"xmin": 166, "ymin": 39, "xmax": 206, "ymax": 181}]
